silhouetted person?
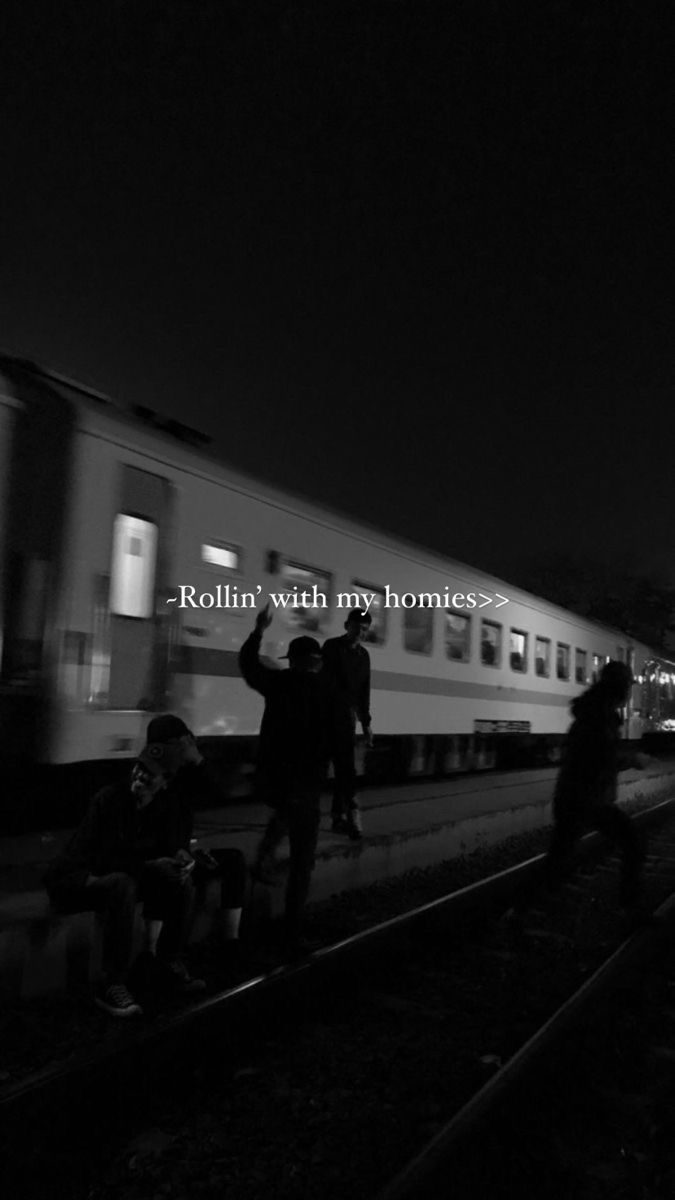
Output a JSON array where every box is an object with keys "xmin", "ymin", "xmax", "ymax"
[
  {"xmin": 44, "ymin": 745, "xmax": 205, "ymax": 1017},
  {"xmin": 322, "ymin": 607, "xmax": 374, "ymax": 839},
  {"xmin": 512, "ymin": 660, "xmax": 647, "ymax": 917},
  {"xmin": 240, "ymin": 604, "xmax": 335, "ymax": 952},
  {"xmin": 145, "ymin": 714, "xmax": 247, "ymax": 970}
]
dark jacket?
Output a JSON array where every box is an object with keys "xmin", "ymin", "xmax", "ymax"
[
  {"xmin": 554, "ymin": 685, "xmax": 638, "ymax": 816},
  {"xmin": 44, "ymin": 784, "xmax": 189, "ymax": 892},
  {"xmin": 321, "ymin": 635, "xmax": 371, "ymax": 729},
  {"xmin": 239, "ymin": 627, "xmax": 336, "ymax": 801},
  {"xmin": 162, "ymin": 760, "xmax": 226, "ymax": 844}
]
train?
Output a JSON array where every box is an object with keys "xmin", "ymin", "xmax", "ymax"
[{"xmin": 1, "ymin": 354, "xmax": 674, "ymax": 831}]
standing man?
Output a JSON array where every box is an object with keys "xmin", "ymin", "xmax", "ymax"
[
  {"xmin": 240, "ymin": 603, "xmax": 335, "ymax": 953},
  {"xmin": 322, "ymin": 607, "xmax": 374, "ymax": 839}
]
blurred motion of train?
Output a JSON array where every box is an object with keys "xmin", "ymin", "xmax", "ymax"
[{"xmin": 1, "ymin": 355, "xmax": 674, "ymax": 832}]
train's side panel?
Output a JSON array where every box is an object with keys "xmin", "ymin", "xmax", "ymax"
[{"xmin": 7, "ymin": 368, "xmax": 667, "ymax": 768}]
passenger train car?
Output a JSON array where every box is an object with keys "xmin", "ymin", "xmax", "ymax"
[{"xmin": 1, "ymin": 356, "xmax": 674, "ymax": 830}]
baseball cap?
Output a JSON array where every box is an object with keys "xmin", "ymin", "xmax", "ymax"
[
  {"xmin": 136, "ymin": 741, "xmax": 183, "ymax": 778},
  {"xmin": 279, "ymin": 635, "xmax": 323, "ymax": 660},
  {"xmin": 146, "ymin": 714, "xmax": 191, "ymax": 743},
  {"xmin": 345, "ymin": 607, "xmax": 372, "ymax": 625}
]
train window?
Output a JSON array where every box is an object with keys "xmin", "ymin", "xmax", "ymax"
[
  {"xmin": 556, "ymin": 642, "xmax": 571, "ymax": 680},
  {"xmin": 201, "ymin": 541, "xmax": 241, "ymax": 572},
  {"xmin": 403, "ymin": 606, "xmax": 434, "ymax": 655},
  {"xmin": 575, "ymin": 649, "xmax": 588, "ymax": 684},
  {"xmin": 109, "ymin": 514, "xmax": 157, "ymax": 619},
  {"xmin": 592, "ymin": 653, "xmax": 604, "ymax": 681},
  {"xmin": 445, "ymin": 611, "xmax": 471, "ymax": 662},
  {"xmin": 535, "ymin": 636, "xmax": 551, "ymax": 677},
  {"xmin": 509, "ymin": 629, "xmax": 528, "ymax": 673},
  {"xmin": 616, "ymin": 646, "xmax": 625, "ymax": 663},
  {"xmin": 277, "ymin": 559, "xmax": 332, "ymax": 633},
  {"xmin": 351, "ymin": 581, "xmax": 387, "ymax": 645},
  {"xmin": 481, "ymin": 620, "xmax": 502, "ymax": 667}
]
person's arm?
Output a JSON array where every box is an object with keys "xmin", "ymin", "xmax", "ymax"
[
  {"xmin": 45, "ymin": 790, "xmax": 109, "ymax": 889},
  {"xmin": 239, "ymin": 604, "xmax": 276, "ymax": 696}
]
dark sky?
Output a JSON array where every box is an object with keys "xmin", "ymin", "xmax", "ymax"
[{"xmin": 2, "ymin": 1, "xmax": 674, "ymax": 588}]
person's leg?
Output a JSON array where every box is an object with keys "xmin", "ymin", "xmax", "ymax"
[
  {"xmin": 210, "ymin": 847, "xmax": 246, "ymax": 939},
  {"xmin": 251, "ymin": 809, "xmax": 289, "ymax": 882},
  {"xmin": 593, "ymin": 805, "xmax": 645, "ymax": 907},
  {"xmin": 48, "ymin": 872, "xmax": 142, "ymax": 1016},
  {"xmin": 332, "ymin": 731, "xmax": 360, "ymax": 835},
  {"xmin": 508, "ymin": 809, "xmax": 580, "ymax": 916},
  {"xmin": 284, "ymin": 794, "xmax": 321, "ymax": 946},
  {"xmin": 542, "ymin": 810, "xmax": 583, "ymax": 893},
  {"xmin": 141, "ymin": 866, "xmax": 204, "ymax": 992}
]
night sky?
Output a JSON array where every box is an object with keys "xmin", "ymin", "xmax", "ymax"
[{"xmin": 2, "ymin": 1, "xmax": 674, "ymax": 588}]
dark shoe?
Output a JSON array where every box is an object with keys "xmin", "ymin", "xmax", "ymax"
[
  {"xmin": 95, "ymin": 983, "xmax": 143, "ymax": 1018},
  {"xmin": 159, "ymin": 957, "xmax": 207, "ymax": 994}
]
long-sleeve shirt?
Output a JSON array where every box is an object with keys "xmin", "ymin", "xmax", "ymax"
[
  {"xmin": 321, "ymin": 635, "xmax": 371, "ymax": 729},
  {"xmin": 238, "ymin": 627, "xmax": 336, "ymax": 799},
  {"xmin": 554, "ymin": 689, "xmax": 641, "ymax": 815},
  {"xmin": 44, "ymin": 785, "xmax": 189, "ymax": 891}
]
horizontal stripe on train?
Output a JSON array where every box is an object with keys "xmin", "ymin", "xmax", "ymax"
[{"xmin": 170, "ymin": 645, "xmax": 573, "ymax": 707}]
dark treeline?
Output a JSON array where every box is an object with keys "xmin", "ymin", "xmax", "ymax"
[{"xmin": 512, "ymin": 553, "xmax": 675, "ymax": 653}]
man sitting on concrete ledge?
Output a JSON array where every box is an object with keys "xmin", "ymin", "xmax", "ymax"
[{"xmin": 43, "ymin": 744, "xmax": 205, "ymax": 1018}]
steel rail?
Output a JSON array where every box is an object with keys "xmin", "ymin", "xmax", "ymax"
[{"xmin": 2, "ymin": 796, "xmax": 674, "ymax": 1129}]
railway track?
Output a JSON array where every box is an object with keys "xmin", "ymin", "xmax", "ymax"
[{"xmin": 4, "ymin": 797, "xmax": 675, "ymax": 1200}]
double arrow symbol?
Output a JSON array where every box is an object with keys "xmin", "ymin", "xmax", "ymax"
[{"xmin": 477, "ymin": 593, "xmax": 509, "ymax": 608}]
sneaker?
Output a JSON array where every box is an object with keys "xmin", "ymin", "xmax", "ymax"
[
  {"xmin": 95, "ymin": 983, "xmax": 143, "ymax": 1018},
  {"xmin": 346, "ymin": 808, "xmax": 363, "ymax": 840},
  {"xmin": 160, "ymin": 958, "xmax": 207, "ymax": 994}
]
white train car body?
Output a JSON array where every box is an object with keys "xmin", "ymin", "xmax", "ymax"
[{"xmin": 0, "ymin": 358, "xmax": 673, "ymax": 809}]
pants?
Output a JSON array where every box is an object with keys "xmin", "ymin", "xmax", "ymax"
[
  {"xmin": 330, "ymin": 721, "xmax": 358, "ymax": 819},
  {"xmin": 545, "ymin": 803, "xmax": 644, "ymax": 903},
  {"xmin": 256, "ymin": 789, "xmax": 322, "ymax": 934},
  {"xmin": 47, "ymin": 867, "xmax": 194, "ymax": 982},
  {"xmin": 192, "ymin": 847, "xmax": 247, "ymax": 909}
]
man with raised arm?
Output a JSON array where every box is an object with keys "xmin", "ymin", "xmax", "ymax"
[{"xmin": 239, "ymin": 603, "xmax": 336, "ymax": 953}]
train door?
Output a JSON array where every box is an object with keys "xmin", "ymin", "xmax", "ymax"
[
  {"xmin": 107, "ymin": 466, "xmax": 174, "ymax": 710},
  {"xmin": 0, "ymin": 366, "xmax": 75, "ymax": 763}
]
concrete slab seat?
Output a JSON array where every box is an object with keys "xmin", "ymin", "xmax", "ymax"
[{"xmin": 0, "ymin": 880, "xmax": 223, "ymax": 1002}]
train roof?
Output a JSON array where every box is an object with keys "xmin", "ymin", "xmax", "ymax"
[{"xmin": 1, "ymin": 353, "xmax": 672, "ymax": 661}]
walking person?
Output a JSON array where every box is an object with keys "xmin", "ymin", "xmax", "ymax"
[
  {"xmin": 240, "ymin": 603, "xmax": 336, "ymax": 953},
  {"xmin": 321, "ymin": 607, "xmax": 374, "ymax": 839},
  {"xmin": 509, "ymin": 660, "xmax": 648, "ymax": 918}
]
